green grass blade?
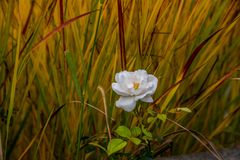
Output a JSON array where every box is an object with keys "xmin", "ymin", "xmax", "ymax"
[{"xmin": 5, "ymin": 18, "xmax": 21, "ymax": 159}]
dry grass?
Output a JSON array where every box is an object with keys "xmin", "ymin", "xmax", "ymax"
[{"xmin": 0, "ymin": 0, "xmax": 240, "ymax": 159}]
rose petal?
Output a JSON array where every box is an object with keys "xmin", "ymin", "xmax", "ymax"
[
  {"xmin": 135, "ymin": 89, "xmax": 156, "ymax": 101},
  {"xmin": 116, "ymin": 96, "xmax": 136, "ymax": 112},
  {"xmin": 142, "ymin": 74, "xmax": 158, "ymax": 95},
  {"xmin": 112, "ymin": 70, "xmax": 158, "ymax": 111},
  {"xmin": 147, "ymin": 75, "xmax": 158, "ymax": 95},
  {"xmin": 131, "ymin": 72, "xmax": 158, "ymax": 96},
  {"xmin": 112, "ymin": 83, "xmax": 129, "ymax": 96},
  {"xmin": 140, "ymin": 95, "xmax": 153, "ymax": 103},
  {"xmin": 135, "ymin": 70, "xmax": 147, "ymax": 78},
  {"xmin": 115, "ymin": 71, "xmax": 129, "ymax": 83}
]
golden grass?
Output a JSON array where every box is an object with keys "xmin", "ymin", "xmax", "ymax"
[{"xmin": 0, "ymin": 0, "xmax": 240, "ymax": 159}]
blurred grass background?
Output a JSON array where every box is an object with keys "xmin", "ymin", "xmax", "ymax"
[{"xmin": 0, "ymin": 0, "xmax": 240, "ymax": 159}]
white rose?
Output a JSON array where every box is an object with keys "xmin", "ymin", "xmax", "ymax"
[{"xmin": 112, "ymin": 70, "xmax": 158, "ymax": 112}]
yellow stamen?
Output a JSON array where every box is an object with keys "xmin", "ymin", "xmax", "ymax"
[{"xmin": 133, "ymin": 82, "xmax": 140, "ymax": 90}]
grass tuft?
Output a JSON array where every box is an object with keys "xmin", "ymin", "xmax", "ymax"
[{"xmin": 0, "ymin": 0, "xmax": 240, "ymax": 159}]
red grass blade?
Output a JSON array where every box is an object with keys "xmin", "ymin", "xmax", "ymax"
[
  {"xmin": 182, "ymin": 29, "xmax": 222, "ymax": 78},
  {"xmin": 117, "ymin": 0, "xmax": 127, "ymax": 70},
  {"xmin": 59, "ymin": 0, "xmax": 66, "ymax": 51},
  {"xmin": 22, "ymin": 0, "xmax": 35, "ymax": 35},
  {"xmin": 152, "ymin": 28, "xmax": 223, "ymax": 109},
  {"xmin": 31, "ymin": 9, "xmax": 100, "ymax": 52}
]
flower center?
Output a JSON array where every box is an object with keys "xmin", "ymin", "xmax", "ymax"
[{"xmin": 133, "ymin": 82, "xmax": 140, "ymax": 90}]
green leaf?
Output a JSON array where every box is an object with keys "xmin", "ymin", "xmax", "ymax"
[
  {"xmin": 147, "ymin": 108, "xmax": 155, "ymax": 116},
  {"xmin": 157, "ymin": 114, "xmax": 167, "ymax": 123},
  {"xmin": 131, "ymin": 127, "xmax": 141, "ymax": 137},
  {"xmin": 141, "ymin": 125, "xmax": 152, "ymax": 139},
  {"xmin": 168, "ymin": 108, "xmax": 177, "ymax": 113},
  {"xmin": 147, "ymin": 117, "xmax": 155, "ymax": 123},
  {"xmin": 129, "ymin": 137, "xmax": 141, "ymax": 145},
  {"xmin": 168, "ymin": 107, "xmax": 192, "ymax": 113},
  {"xmin": 178, "ymin": 107, "xmax": 192, "ymax": 113},
  {"xmin": 115, "ymin": 126, "xmax": 131, "ymax": 138},
  {"xmin": 107, "ymin": 139, "xmax": 127, "ymax": 156},
  {"xmin": 88, "ymin": 142, "xmax": 107, "ymax": 153}
]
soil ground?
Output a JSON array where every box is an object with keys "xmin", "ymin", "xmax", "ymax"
[{"xmin": 156, "ymin": 148, "xmax": 240, "ymax": 160}]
